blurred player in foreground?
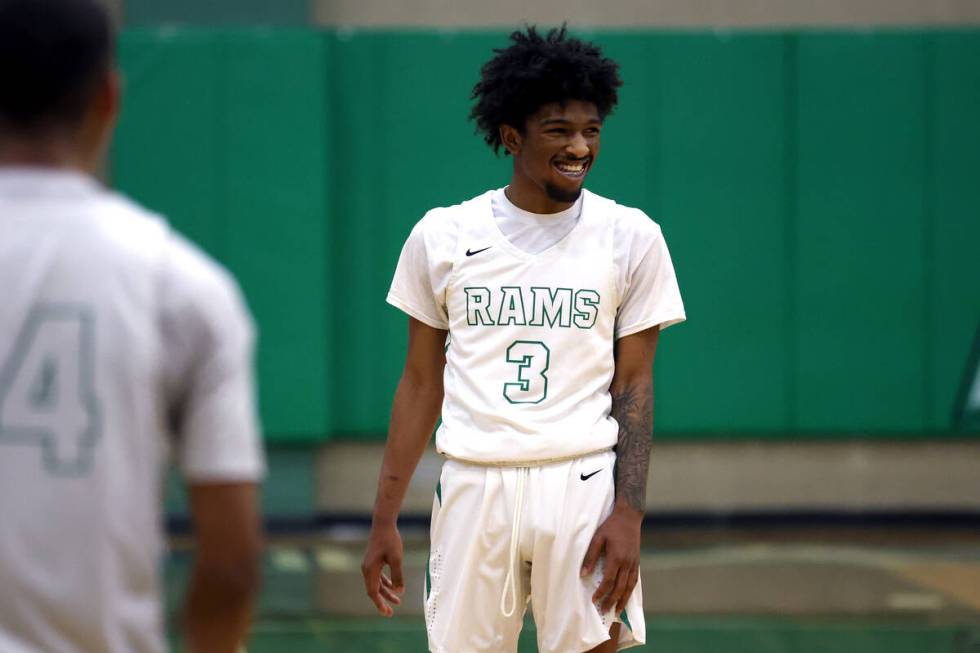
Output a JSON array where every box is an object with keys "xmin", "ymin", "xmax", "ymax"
[
  {"xmin": 363, "ymin": 26, "xmax": 685, "ymax": 652},
  {"xmin": 0, "ymin": 1, "xmax": 264, "ymax": 651}
]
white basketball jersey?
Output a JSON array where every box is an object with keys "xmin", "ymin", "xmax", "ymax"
[
  {"xmin": 388, "ymin": 189, "xmax": 685, "ymax": 465},
  {"xmin": 0, "ymin": 168, "xmax": 263, "ymax": 653}
]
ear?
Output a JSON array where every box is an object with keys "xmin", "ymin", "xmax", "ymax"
[
  {"xmin": 97, "ymin": 70, "xmax": 122, "ymax": 125},
  {"xmin": 83, "ymin": 70, "xmax": 120, "ymax": 140},
  {"xmin": 79, "ymin": 70, "xmax": 121, "ymax": 175},
  {"xmin": 499, "ymin": 124, "xmax": 522, "ymax": 156}
]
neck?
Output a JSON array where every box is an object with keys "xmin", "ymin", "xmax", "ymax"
[
  {"xmin": 506, "ymin": 171, "xmax": 577, "ymax": 215},
  {"xmin": 0, "ymin": 133, "xmax": 89, "ymax": 172}
]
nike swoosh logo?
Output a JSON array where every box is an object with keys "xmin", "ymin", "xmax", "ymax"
[
  {"xmin": 465, "ymin": 246, "xmax": 492, "ymax": 257},
  {"xmin": 580, "ymin": 469, "xmax": 602, "ymax": 481}
]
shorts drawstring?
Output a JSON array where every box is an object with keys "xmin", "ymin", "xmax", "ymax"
[{"xmin": 500, "ymin": 466, "xmax": 528, "ymax": 617}]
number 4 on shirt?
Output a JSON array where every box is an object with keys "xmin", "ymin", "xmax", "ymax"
[{"xmin": 0, "ymin": 305, "xmax": 102, "ymax": 476}]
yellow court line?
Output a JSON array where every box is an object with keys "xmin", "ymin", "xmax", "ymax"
[{"xmin": 896, "ymin": 564, "xmax": 980, "ymax": 611}]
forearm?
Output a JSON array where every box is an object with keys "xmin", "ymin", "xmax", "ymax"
[
  {"xmin": 610, "ymin": 378, "xmax": 653, "ymax": 514},
  {"xmin": 372, "ymin": 373, "xmax": 443, "ymax": 524},
  {"xmin": 181, "ymin": 482, "xmax": 262, "ymax": 653},
  {"xmin": 183, "ymin": 560, "xmax": 258, "ymax": 653}
]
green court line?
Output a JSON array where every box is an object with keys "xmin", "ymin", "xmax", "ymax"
[{"xmin": 206, "ymin": 616, "xmax": 980, "ymax": 653}]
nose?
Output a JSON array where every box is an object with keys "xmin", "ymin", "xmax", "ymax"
[{"xmin": 567, "ymin": 132, "xmax": 589, "ymax": 159}]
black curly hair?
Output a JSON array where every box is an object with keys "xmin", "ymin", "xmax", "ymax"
[{"xmin": 470, "ymin": 26, "xmax": 622, "ymax": 154}]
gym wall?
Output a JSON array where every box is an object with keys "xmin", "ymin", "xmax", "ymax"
[{"xmin": 112, "ymin": 29, "xmax": 980, "ymax": 443}]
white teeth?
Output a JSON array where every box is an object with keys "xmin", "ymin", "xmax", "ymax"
[{"xmin": 556, "ymin": 160, "xmax": 587, "ymax": 175}]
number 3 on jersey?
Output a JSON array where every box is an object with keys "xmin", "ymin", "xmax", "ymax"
[
  {"xmin": 503, "ymin": 341, "xmax": 550, "ymax": 404},
  {"xmin": 0, "ymin": 306, "xmax": 101, "ymax": 476}
]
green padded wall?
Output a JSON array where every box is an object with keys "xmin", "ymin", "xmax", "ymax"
[
  {"xmin": 795, "ymin": 34, "xmax": 929, "ymax": 431},
  {"xmin": 640, "ymin": 34, "xmax": 790, "ymax": 432},
  {"xmin": 112, "ymin": 28, "xmax": 980, "ymax": 441},
  {"xmin": 931, "ymin": 34, "xmax": 980, "ymax": 430},
  {"xmin": 114, "ymin": 30, "xmax": 330, "ymax": 441}
]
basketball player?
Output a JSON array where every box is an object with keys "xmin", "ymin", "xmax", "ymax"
[
  {"xmin": 362, "ymin": 27, "xmax": 685, "ymax": 652},
  {"xmin": 0, "ymin": 1, "xmax": 264, "ymax": 652}
]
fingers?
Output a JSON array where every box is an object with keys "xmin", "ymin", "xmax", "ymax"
[
  {"xmin": 362, "ymin": 548, "xmax": 405, "ymax": 617},
  {"xmin": 593, "ymin": 552, "xmax": 640, "ymax": 614},
  {"xmin": 361, "ymin": 559, "xmax": 391, "ymax": 617},
  {"xmin": 591, "ymin": 560, "xmax": 617, "ymax": 605},
  {"xmin": 580, "ymin": 532, "xmax": 605, "ymax": 577},
  {"xmin": 602, "ymin": 565, "xmax": 630, "ymax": 613},
  {"xmin": 615, "ymin": 565, "xmax": 639, "ymax": 614},
  {"xmin": 389, "ymin": 555, "xmax": 405, "ymax": 593},
  {"xmin": 379, "ymin": 574, "xmax": 402, "ymax": 606}
]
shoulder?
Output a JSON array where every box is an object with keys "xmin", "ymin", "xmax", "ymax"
[
  {"xmin": 165, "ymin": 238, "xmax": 249, "ymax": 333},
  {"xmin": 163, "ymin": 232, "xmax": 244, "ymax": 311},
  {"xmin": 584, "ymin": 190, "xmax": 664, "ymax": 244},
  {"xmin": 96, "ymin": 190, "xmax": 242, "ymax": 309},
  {"xmin": 413, "ymin": 190, "xmax": 492, "ymax": 235},
  {"xmin": 84, "ymin": 190, "xmax": 171, "ymax": 261},
  {"xmin": 160, "ymin": 236, "xmax": 254, "ymax": 354},
  {"xmin": 101, "ymin": 205, "xmax": 253, "ymax": 337},
  {"xmin": 404, "ymin": 190, "xmax": 494, "ymax": 256}
]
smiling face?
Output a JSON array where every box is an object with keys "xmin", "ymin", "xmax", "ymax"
[{"xmin": 500, "ymin": 99, "xmax": 602, "ymax": 213}]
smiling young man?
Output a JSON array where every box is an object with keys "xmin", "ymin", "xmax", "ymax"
[{"xmin": 362, "ymin": 26, "xmax": 685, "ymax": 653}]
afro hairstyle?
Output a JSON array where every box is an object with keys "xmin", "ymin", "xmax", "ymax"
[{"xmin": 470, "ymin": 25, "xmax": 622, "ymax": 154}]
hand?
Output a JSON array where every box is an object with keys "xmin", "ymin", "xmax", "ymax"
[
  {"xmin": 361, "ymin": 521, "xmax": 405, "ymax": 617},
  {"xmin": 580, "ymin": 502, "xmax": 642, "ymax": 614}
]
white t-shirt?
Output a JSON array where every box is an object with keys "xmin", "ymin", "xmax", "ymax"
[
  {"xmin": 491, "ymin": 187, "xmax": 581, "ymax": 255},
  {"xmin": 0, "ymin": 168, "xmax": 264, "ymax": 653},
  {"xmin": 387, "ymin": 188, "xmax": 685, "ymax": 465}
]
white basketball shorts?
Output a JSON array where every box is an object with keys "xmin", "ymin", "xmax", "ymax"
[{"xmin": 424, "ymin": 449, "xmax": 645, "ymax": 653}]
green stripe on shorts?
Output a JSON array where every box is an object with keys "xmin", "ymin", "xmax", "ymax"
[{"xmin": 620, "ymin": 609, "xmax": 632, "ymax": 633}]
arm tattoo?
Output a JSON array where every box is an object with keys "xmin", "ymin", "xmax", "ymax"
[{"xmin": 610, "ymin": 382, "xmax": 653, "ymax": 512}]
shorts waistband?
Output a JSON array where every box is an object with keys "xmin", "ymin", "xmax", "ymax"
[{"xmin": 442, "ymin": 446, "xmax": 614, "ymax": 468}]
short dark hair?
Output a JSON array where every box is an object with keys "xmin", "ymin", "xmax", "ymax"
[
  {"xmin": 470, "ymin": 26, "xmax": 622, "ymax": 154},
  {"xmin": 0, "ymin": 0, "xmax": 114, "ymax": 134}
]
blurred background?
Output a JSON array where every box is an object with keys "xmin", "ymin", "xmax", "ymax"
[{"xmin": 101, "ymin": 0, "xmax": 980, "ymax": 651}]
